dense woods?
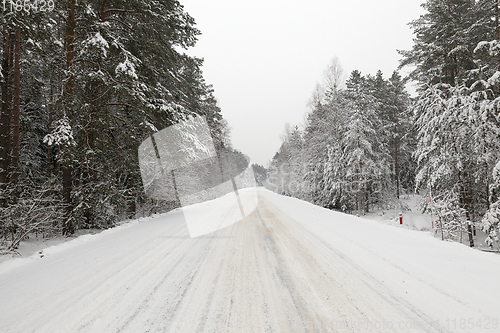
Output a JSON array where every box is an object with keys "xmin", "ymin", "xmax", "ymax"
[
  {"xmin": 0, "ymin": 1, "xmax": 230, "ymax": 251},
  {"xmin": 3, "ymin": 0, "xmax": 500, "ymax": 252},
  {"xmin": 268, "ymin": 0, "xmax": 500, "ymax": 248}
]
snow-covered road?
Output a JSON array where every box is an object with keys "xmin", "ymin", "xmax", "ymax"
[{"xmin": 0, "ymin": 189, "xmax": 499, "ymax": 332}]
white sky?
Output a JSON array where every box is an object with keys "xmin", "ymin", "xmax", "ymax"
[{"xmin": 181, "ymin": 0, "xmax": 426, "ymax": 166}]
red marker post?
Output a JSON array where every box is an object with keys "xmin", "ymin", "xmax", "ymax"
[{"xmin": 399, "ymin": 212, "xmax": 403, "ymax": 225}]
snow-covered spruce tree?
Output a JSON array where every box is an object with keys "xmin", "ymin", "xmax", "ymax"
[
  {"xmin": 303, "ymin": 98, "xmax": 341, "ymax": 208},
  {"xmin": 301, "ymin": 59, "xmax": 348, "ymax": 209},
  {"xmin": 340, "ymin": 70, "xmax": 390, "ymax": 214},
  {"xmin": 265, "ymin": 153, "xmax": 281, "ymax": 194},
  {"xmin": 368, "ymin": 71, "xmax": 414, "ymax": 200},
  {"xmin": 267, "ymin": 124, "xmax": 306, "ymax": 198},
  {"xmin": 387, "ymin": 72, "xmax": 417, "ymax": 195},
  {"xmin": 284, "ymin": 126, "xmax": 308, "ymax": 199}
]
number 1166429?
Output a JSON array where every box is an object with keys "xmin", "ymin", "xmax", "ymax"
[{"xmin": 3, "ymin": 0, "xmax": 54, "ymax": 13}]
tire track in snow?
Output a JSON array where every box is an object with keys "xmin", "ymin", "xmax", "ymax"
[{"xmin": 260, "ymin": 197, "xmax": 449, "ymax": 332}]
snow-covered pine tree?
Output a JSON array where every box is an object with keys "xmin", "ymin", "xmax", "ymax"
[
  {"xmin": 0, "ymin": 0, "xmax": 232, "ymax": 245},
  {"xmin": 270, "ymin": 65, "xmax": 405, "ymax": 215},
  {"xmin": 387, "ymin": 72, "xmax": 416, "ymax": 195},
  {"xmin": 413, "ymin": 80, "xmax": 500, "ymax": 246},
  {"xmin": 42, "ymin": 0, "xmax": 209, "ymax": 232},
  {"xmin": 399, "ymin": 0, "xmax": 482, "ymax": 87},
  {"xmin": 399, "ymin": 0, "xmax": 500, "ymax": 247},
  {"xmin": 482, "ymin": 161, "xmax": 500, "ymax": 247}
]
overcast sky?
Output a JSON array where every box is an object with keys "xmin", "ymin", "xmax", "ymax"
[{"xmin": 181, "ymin": 0, "xmax": 426, "ymax": 166}]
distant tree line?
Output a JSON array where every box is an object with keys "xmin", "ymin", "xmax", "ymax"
[
  {"xmin": 251, "ymin": 164, "xmax": 267, "ymax": 186},
  {"xmin": 267, "ymin": 63, "xmax": 413, "ymax": 216},
  {"xmin": 0, "ymin": 0, "xmax": 230, "ymax": 251}
]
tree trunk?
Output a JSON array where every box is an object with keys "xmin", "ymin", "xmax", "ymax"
[
  {"xmin": 448, "ymin": 124, "xmax": 474, "ymax": 247},
  {"xmin": 127, "ymin": 177, "xmax": 136, "ymax": 218},
  {"xmin": 460, "ymin": 182, "xmax": 474, "ymax": 247},
  {"xmin": 10, "ymin": 26, "xmax": 20, "ymax": 187},
  {"xmin": 467, "ymin": 220, "xmax": 474, "ymax": 247},
  {"xmin": 62, "ymin": 167, "xmax": 73, "ymax": 235},
  {"xmin": 496, "ymin": 0, "xmax": 500, "ymax": 71},
  {"xmin": 61, "ymin": 0, "xmax": 77, "ymax": 234},
  {"xmin": 496, "ymin": 0, "xmax": 499, "ymax": 42},
  {"xmin": 0, "ymin": 24, "xmax": 12, "ymax": 207},
  {"xmin": 393, "ymin": 107, "xmax": 400, "ymax": 199},
  {"xmin": 66, "ymin": 0, "xmax": 75, "ymax": 98},
  {"xmin": 466, "ymin": 175, "xmax": 475, "ymax": 245},
  {"xmin": 47, "ymin": 84, "xmax": 53, "ymax": 172}
]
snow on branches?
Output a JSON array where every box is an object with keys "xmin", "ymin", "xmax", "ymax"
[
  {"xmin": 43, "ymin": 117, "xmax": 76, "ymax": 148},
  {"xmin": 43, "ymin": 117, "xmax": 76, "ymax": 165},
  {"xmin": 482, "ymin": 161, "xmax": 500, "ymax": 247},
  {"xmin": 414, "ymin": 82, "xmax": 500, "ymax": 245}
]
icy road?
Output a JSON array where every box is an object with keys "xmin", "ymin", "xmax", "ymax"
[{"xmin": 0, "ymin": 189, "xmax": 499, "ymax": 332}]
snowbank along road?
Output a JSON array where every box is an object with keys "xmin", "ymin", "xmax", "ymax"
[{"xmin": 0, "ymin": 188, "xmax": 499, "ymax": 332}]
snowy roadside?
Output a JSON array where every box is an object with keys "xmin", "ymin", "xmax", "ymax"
[
  {"xmin": 4, "ymin": 192, "xmax": 496, "ymax": 272},
  {"xmin": 0, "ymin": 229, "xmax": 101, "ymax": 263},
  {"xmin": 363, "ymin": 194, "xmax": 499, "ymax": 252},
  {"xmin": 0, "ymin": 213, "xmax": 169, "ymax": 272}
]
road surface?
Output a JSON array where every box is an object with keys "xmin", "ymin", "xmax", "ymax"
[{"xmin": 0, "ymin": 189, "xmax": 496, "ymax": 332}]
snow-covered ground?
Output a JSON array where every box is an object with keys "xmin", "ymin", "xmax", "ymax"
[
  {"xmin": 0, "ymin": 188, "xmax": 499, "ymax": 332},
  {"xmin": 364, "ymin": 193, "xmax": 497, "ymax": 251},
  {"xmin": 0, "ymin": 229, "xmax": 102, "ymax": 264},
  {"xmin": 364, "ymin": 193, "xmax": 434, "ymax": 231}
]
